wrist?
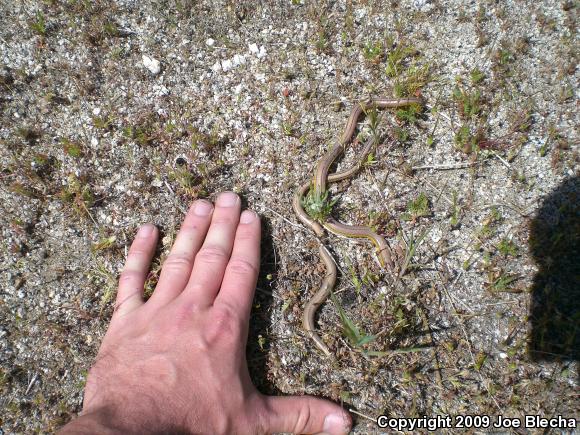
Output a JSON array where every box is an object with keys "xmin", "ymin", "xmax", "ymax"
[
  {"xmin": 60, "ymin": 403, "xmax": 191, "ymax": 435},
  {"xmin": 59, "ymin": 407, "xmax": 123, "ymax": 435}
]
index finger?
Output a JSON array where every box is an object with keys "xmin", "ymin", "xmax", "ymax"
[{"xmin": 213, "ymin": 209, "xmax": 261, "ymax": 321}]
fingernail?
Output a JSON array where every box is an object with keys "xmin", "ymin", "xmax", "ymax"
[
  {"xmin": 138, "ymin": 223, "xmax": 155, "ymax": 238},
  {"xmin": 217, "ymin": 191, "xmax": 239, "ymax": 207},
  {"xmin": 194, "ymin": 200, "xmax": 213, "ymax": 216},
  {"xmin": 240, "ymin": 210, "xmax": 256, "ymax": 224},
  {"xmin": 322, "ymin": 412, "xmax": 350, "ymax": 435}
]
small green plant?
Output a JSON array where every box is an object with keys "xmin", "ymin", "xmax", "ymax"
[
  {"xmin": 488, "ymin": 272, "xmax": 519, "ymax": 293},
  {"xmin": 302, "ymin": 188, "xmax": 336, "ymax": 222},
  {"xmin": 385, "ymin": 44, "xmax": 416, "ymax": 78},
  {"xmin": 61, "ymin": 138, "xmax": 83, "ymax": 158},
  {"xmin": 470, "ymin": 67, "xmax": 485, "ymax": 84},
  {"xmin": 169, "ymin": 167, "xmax": 201, "ymax": 197},
  {"xmin": 91, "ymin": 236, "xmax": 117, "ymax": 252},
  {"xmin": 92, "ymin": 115, "xmax": 114, "ymax": 130},
  {"xmin": 538, "ymin": 140, "xmax": 549, "ymax": 157},
  {"xmin": 59, "ymin": 174, "xmax": 95, "ymax": 217},
  {"xmin": 88, "ymin": 261, "xmax": 117, "ymax": 311},
  {"xmin": 29, "ymin": 12, "xmax": 47, "ymax": 36},
  {"xmin": 454, "ymin": 123, "xmax": 483, "ymax": 154},
  {"xmin": 281, "ymin": 122, "xmax": 294, "ymax": 136},
  {"xmin": 0, "ymin": 367, "xmax": 7, "ymax": 389},
  {"xmin": 474, "ymin": 351, "xmax": 487, "ymax": 371},
  {"xmin": 394, "ymin": 64, "xmax": 430, "ymax": 97},
  {"xmin": 395, "ymin": 103, "xmax": 423, "ymax": 124},
  {"xmin": 363, "ymin": 105, "xmax": 380, "ymax": 135},
  {"xmin": 33, "ymin": 153, "xmax": 49, "ymax": 166},
  {"xmin": 346, "ymin": 260, "xmax": 362, "ymax": 295},
  {"xmin": 315, "ymin": 29, "xmax": 330, "ymax": 53},
  {"xmin": 453, "ymin": 87, "xmax": 482, "ymax": 119},
  {"xmin": 489, "ymin": 206, "xmax": 502, "ymax": 222},
  {"xmin": 103, "ymin": 20, "xmax": 119, "ymax": 37},
  {"xmin": 394, "ymin": 127, "xmax": 409, "ymax": 143},
  {"xmin": 9, "ymin": 182, "xmax": 38, "ymax": 198},
  {"xmin": 363, "ymin": 40, "xmax": 383, "ymax": 63},
  {"xmin": 123, "ymin": 114, "xmax": 165, "ymax": 147},
  {"xmin": 478, "ymin": 208, "xmax": 502, "ymax": 240},
  {"xmin": 454, "ymin": 124, "xmax": 471, "ymax": 151},
  {"xmin": 401, "ymin": 192, "xmax": 430, "ymax": 222},
  {"xmin": 331, "ymin": 293, "xmax": 376, "ymax": 347},
  {"xmin": 17, "ymin": 127, "xmax": 42, "ymax": 144},
  {"xmin": 390, "ymin": 296, "xmax": 412, "ymax": 334},
  {"xmin": 362, "ymin": 269, "xmax": 379, "ymax": 286},
  {"xmin": 257, "ymin": 335, "xmax": 267, "ymax": 350},
  {"xmin": 368, "ymin": 209, "xmax": 392, "ymax": 235},
  {"xmin": 135, "ymin": 127, "xmax": 152, "ymax": 146},
  {"xmin": 496, "ymin": 48, "xmax": 514, "ymax": 66},
  {"xmin": 399, "ymin": 229, "xmax": 428, "ymax": 276},
  {"xmin": 449, "ymin": 190, "xmax": 460, "ymax": 227},
  {"xmin": 365, "ymin": 152, "xmax": 378, "ymax": 166},
  {"xmin": 497, "ymin": 238, "xmax": 518, "ymax": 257},
  {"xmin": 189, "ymin": 126, "xmax": 223, "ymax": 153}
]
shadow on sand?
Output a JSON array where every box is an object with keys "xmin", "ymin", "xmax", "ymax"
[{"xmin": 528, "ymin": 175, "xmax": 579, "ymax": 362}]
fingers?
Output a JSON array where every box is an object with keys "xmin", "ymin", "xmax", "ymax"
[
  {"xmin": 148, "ymin": 200, "xmax": 214, "ymax": 307},
  {"xmin": 213, "ymin": 210, "xmax": 260, "ymax": 323},
  {"xmin": 181, "ymin": 192, "xmax": 241, "ymax": 306},
  {"xmin": 114, "ymin": 224, "xmax": 158, "ymax": 317},
  {"xmin": 262, "ymin": 395, "xmax": 352, "ymax": 435}
]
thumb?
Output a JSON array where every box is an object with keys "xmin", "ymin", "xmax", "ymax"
[{"xmin": 262, "ymin": 394, "xmax": 352, "ymax": 435}]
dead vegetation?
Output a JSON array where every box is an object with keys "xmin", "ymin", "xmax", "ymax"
[{"xmin": 1, "ymin": 0, "xmax": 578, "ymax": 432}]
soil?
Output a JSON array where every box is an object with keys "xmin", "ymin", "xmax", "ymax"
[{"xmin": 0, "ymin": 0, "xmax": 578, "ymax": 433}]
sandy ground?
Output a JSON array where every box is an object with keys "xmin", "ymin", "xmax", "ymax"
[{"xmin": 0, "ymin": 0, "xmax": 578, "ymax": 433}]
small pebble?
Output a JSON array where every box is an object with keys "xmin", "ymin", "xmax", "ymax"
[
  {"xmin": 142, "ymin": 55, "xmax": 161, "ymax": 75},
  {"xmin": 248, "ymin": 43, "xmax": 259, "ymax": 54}
]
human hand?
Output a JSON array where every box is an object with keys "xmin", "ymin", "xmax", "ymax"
[{"xmin": 60, "ymin": 192, "xmax": 351, "ymax": 435}]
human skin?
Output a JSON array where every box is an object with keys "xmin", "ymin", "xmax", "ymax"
[{"xmin": 59, "ymin": 192, "xmax": 351, "ymax": 435}]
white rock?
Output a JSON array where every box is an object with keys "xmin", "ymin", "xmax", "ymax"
[
  {"xmin": 232, "ymin": 54, "xmax": 246, "ymax": 66},
  {"xmin": 211, "ymin": 61, "xmax": 222, "ymax": 72},
  {"xmin": 92, "ymin": 107, "xmax": 101, "ymax": 116},
  {"xmin": 142, "ymin": 55, "xmax": 161, "ymax": 75},
  {"xmin": 91, "ymin": 137, "xmax": 98, "ymax": 146},
  {"xmin": 222, "ymin": 59, "xmax": 233, "ymax": 72},
  {"xmin": 412, "ymin": 0, "xmax": 430, "ymax": 10},
  {"xmin": 257, "ymin": 46, "xmax": 267, "ymax": 59},
  {"xmin": 248, "ymin": 43, "xmax": 259, "ymax": 54},
  {"xmin": 206, "ymin": 38, "xmax": 215, "ymax": 47}
]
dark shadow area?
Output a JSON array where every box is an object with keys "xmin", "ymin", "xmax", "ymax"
[
  {"xmin": 246, "ymin": 215, "xmax": 279, "ymax": 395},
  {"xmin": 528, "ymin": 175, "xmax": 579, "ymax": 361}
]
